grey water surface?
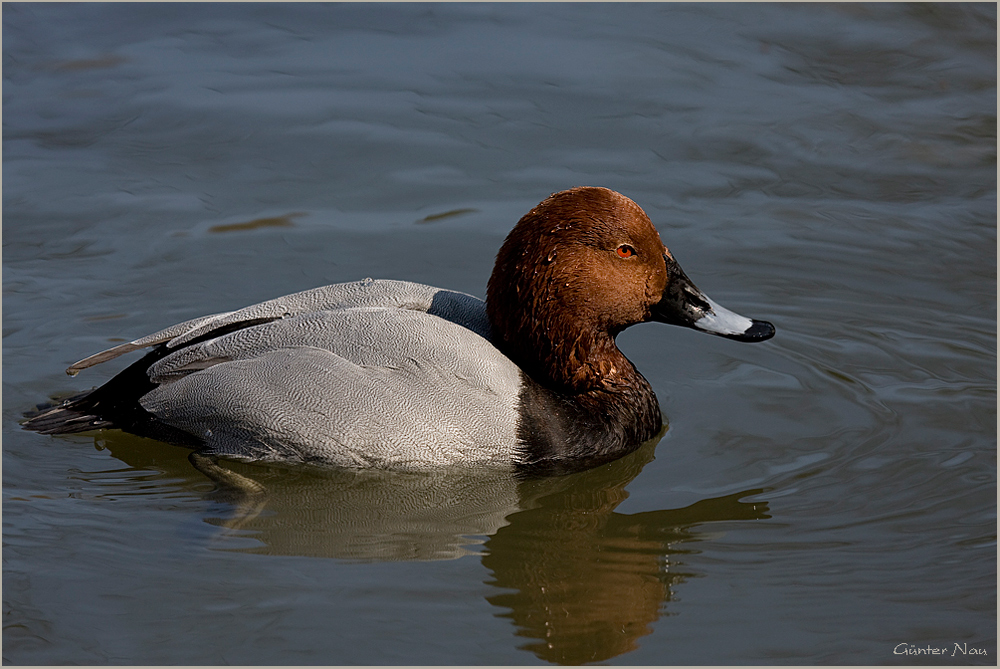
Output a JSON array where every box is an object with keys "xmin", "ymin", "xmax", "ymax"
[{"xmin": 3, "ymin": 3, "xmax": 995, "ymax": 665}]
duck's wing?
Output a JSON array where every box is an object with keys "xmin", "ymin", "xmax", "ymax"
[
  {"xmin": 67, "ymin": 279, "xmax": 491, "ymax": 375},
  {"xmin": 137, "ymin": 305, "xmax": 522, "ymax": 467}
]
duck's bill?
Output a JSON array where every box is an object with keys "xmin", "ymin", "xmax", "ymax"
[{"xmin": 651, "ymin": 253, "xmax": 775, "ymax": 343}]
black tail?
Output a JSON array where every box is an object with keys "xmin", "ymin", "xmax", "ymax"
[
  {"xmin": 23, "ymin": 390, "xmax": 116, "ymax": 434},
  {"xmin": 22, "ymin": 345, "xmax": 200, "ymax": 447},
  {"xmin": 23, "ymin": 317, "xmax": 282, "ymax": 444},
  {"xmin": 22, "ymin": 344, "xmax": 166, "ymax": 436}
]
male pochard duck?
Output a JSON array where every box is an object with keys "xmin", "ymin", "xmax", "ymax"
[{"xmin": 25, "ymin": 187, "xmax": 774, "ymax": 473}]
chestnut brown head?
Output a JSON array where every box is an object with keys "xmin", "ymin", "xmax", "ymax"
[{"xmin": 487, "ymin": 187, "xmax": 774, "ymax": 392}]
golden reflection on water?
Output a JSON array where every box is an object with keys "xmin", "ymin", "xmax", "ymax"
[{"xmin": 483, "ymin": 451, "xmax": 769, "ymax": 664}]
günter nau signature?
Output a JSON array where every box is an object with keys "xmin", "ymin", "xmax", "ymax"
[{"xmin": 894, "ymin": 642, "xmax": 988, "ymax": 657}]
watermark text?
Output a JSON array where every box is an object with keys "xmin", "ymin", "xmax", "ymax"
[{"xmin": 894, "ymin": 642, "xmax": 988, "ymax": 657}]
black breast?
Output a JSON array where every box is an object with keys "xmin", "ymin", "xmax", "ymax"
[{"xmin": 513, "ymin": 371, "xmax": 663, "ymax": 476}]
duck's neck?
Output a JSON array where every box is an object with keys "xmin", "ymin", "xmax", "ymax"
[
  {"xmin": 496, "ymin": 312, "xmax": 634, "ymax": 394},
  {"xmin": 492, "ymin": 322, "xmax": 663, "ymax": 470}
]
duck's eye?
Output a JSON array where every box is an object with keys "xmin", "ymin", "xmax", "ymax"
[{"xmin": 616, "ymin": 245, "xmax": 637, "ymax": 259}]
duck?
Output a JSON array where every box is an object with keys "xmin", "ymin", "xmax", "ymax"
[{"xmin": 24, "ymin": 187, "xmax": 774, "ymax": 474}]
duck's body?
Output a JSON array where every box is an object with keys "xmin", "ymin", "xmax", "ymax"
[{"xmin": 25, "ymin": 187, "xmax": 774, "ymax": 473}]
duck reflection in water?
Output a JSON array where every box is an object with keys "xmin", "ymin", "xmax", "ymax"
[
  {"xmin": 481, "ymin": 439, "xmax": 769, "ymax": 664},
  {"xmin": 88, "ymin": 430, "xmax": 769, "ymax": 664}
]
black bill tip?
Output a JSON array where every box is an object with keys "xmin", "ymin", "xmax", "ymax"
[{"xmin": 729, "ymin": 319, "xmax": 775, "ymax": 343}]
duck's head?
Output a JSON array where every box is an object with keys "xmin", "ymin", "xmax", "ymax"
[{"xmin": 486, "ymin": 187, "xmax": 774, "ymax": 392}]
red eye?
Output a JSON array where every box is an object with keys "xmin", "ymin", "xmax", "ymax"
[{"xmin": 617, "ymin": 245, "xmax": 636, "ymax": 259}]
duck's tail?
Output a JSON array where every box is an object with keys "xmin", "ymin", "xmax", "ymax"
[
  {"xmin": 22, "ymin": 391, "xmax": 116, "ymax": 435},
  {"xmin": 23, "ymin": 346, "xmax": 201, "ymax": 448},
  {"xmin": 23, "ymin": 343, "xmax": 168, "ymax": 437}
]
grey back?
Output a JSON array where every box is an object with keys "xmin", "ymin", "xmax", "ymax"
[{"xmin": 130, "ymin": 280, "xmax": 523, "ymax": 468}]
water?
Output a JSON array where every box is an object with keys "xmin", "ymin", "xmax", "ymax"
[{"xmin": 3, "ymin": 3, "xmax": 995, "ymax": 664}]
